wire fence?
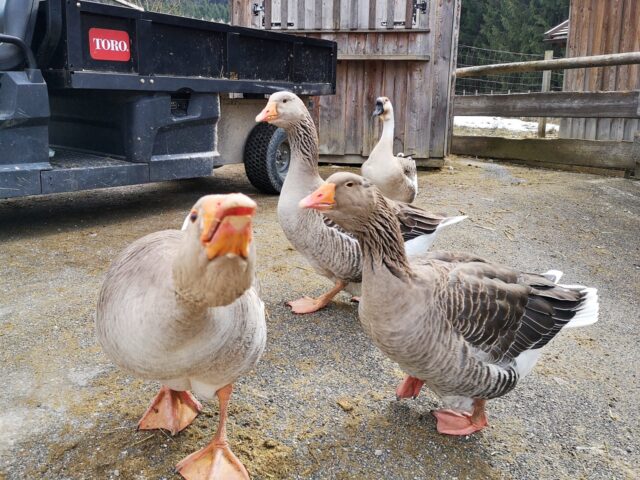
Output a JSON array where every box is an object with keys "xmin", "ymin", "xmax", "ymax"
[{"xmin": 455, "ymin": 45, "xmax": 564, "ymax": 95}]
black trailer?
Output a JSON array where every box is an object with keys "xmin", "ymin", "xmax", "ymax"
[{"xmin": 0, "ymin": 0, "xmax": 336, "ymax": 198}]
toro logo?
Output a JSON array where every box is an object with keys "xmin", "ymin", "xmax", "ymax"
[{"xmin": 89, "ymin": 28, "xmax": 131, "ymax": 62}]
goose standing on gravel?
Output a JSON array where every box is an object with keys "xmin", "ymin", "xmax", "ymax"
[
  {"xmin": 96, "ymin": 194, "xmax": 265, "ymax": 480},
  {"xmin": 301, "ymin": 172, "xmax": 599, "ymax": 435},
  {"xmin": 362, "ymin": 97, "xmax": 418, "ymax": 203},
  {"xmin": 255, "ymin": 92, "xmax": 464, "ymax": 314}
]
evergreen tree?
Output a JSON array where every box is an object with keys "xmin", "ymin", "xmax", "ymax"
[{"xmin": 460, "ymin": 0, "xmax": 569, "ymax": 55}]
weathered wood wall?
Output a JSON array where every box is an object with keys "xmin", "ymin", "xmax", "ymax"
[
  {"xmin": 560, "ymin": 0, "xmax": 640, "ymax": 141},
  {"xmin": 231, "ymin": 0, "xmax": 461, "ymax": 162}
]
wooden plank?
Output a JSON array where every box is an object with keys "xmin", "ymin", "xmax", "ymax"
[
  {"xmin": 392, "ymin": 61, "xmax": 408, "ymax": 154},
  {"xmin": 319, "ymin": 62, "xmax": 347, "ymax": 155},
  {"xmin": 453, "ymin": 91, "xmax": 640, "ymax": 118},
  {"xmin": 333, "ymin": 0, "xmax": 341, "ymax": 30},
  {"xmin": 444, "ymin": 0, "xmax": 461, "ymax": 155},
  {"xmin": 315, "ymin": 0, "xmax": 323, "ymax": 29},
  {"xmin": 584, "ymin": 0, "xmax": 606, "ymax": 140},
  {"xmin": 455, "ymin": 52, "xmax": 640, "ymax": 78},
  {"xmin": 337, "ymin": 53, "xmax": 429, "ymax": 61},
  {"xmin": 318, "ymin": 154, "xmax": 444, "ymax": 167},
  {"xmin": 537, "ymin": 50, "xmax": 554, "ymax": 138},
  {"xmin": 429, "ymin": 0, "xmax": 457, "ymax": 158},
  {"xmin": 386, "ymin": 0, "xmax": 395, "ymax": 29},
  {"xmin": 344, "ymin": 61, "xmax": 364, "ymax": 154},
  {"xmin": 451, "ymin": 136, "xmax": 636, "ymax": 171},
  {"xmin": 305, "ymin": 0, "xmax": 315, "ymax": 31},
  {"xmin": 349, "ymin": 0, "xmax": 358, "ymax": 29},
  {"xmin": 280, "ymin": 0, "xmax": 288, "ymax": 29},
  {"xmin": 264, "ymin": 0, "xmax": 272, "ymax": 29},
  {"xmin": 297, "ymin": 0, "xmax": 306, "ymax": 29},
  {"xmin": 404, "ymin": 0, "xmax": 413, "ymax": 29},
  {"xmin": 369, "ymin": 0, "xmax": 377, "ymax": 29},
  {"xmin": 405, "ymin": 61, "xmax": 431, "ymax": 158},
  {"xmin": 362, "ymin": 60, "xmax": 385, "ymax": 156}
]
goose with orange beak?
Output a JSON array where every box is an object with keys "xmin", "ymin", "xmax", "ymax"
[
  {"xmin": 256, "ymin": 91, "xmax": 465, "ymax": 314},
  {"xmin": 301, "ymin": 172, "xmax": 599, "ymax": 437},
  {"xmin": 97, "ymin": 193, "xmax": 265, "ymax": 480}
]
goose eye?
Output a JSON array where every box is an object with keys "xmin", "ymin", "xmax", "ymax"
[
  {"xmin": 282, "ymin": 99, "xmax": 288, "ymax": 103},
  {"xmin": 345, "ymin": 182, "xmax": 354, "ymax": 188},
  {"xmin": 190, "ymin": 211, "xmax": 198, "ymax": 222}
]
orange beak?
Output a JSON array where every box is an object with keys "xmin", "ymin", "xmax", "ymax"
[
  {"xmin": 255, "ymin": 101, "xmax": 278, "ymax": 123},
  {"xmin": 199, "ymin": 193, "xmax": 257, "ymax": 260},
  {"xmin": 299, "ymin": 183, "xmax": 336, "ymax": 211}
]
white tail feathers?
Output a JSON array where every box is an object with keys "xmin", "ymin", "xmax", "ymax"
[
  {"xmin": 542, "ymin": 269, "xmax": 564, "ymax": 283},
  {"xmin": 404, "ymin": 215, "xmax": 467, "ymax": 257},
  {"xmin": 436, "ymin": 215, "xmax": 467, "ymax": 231},
  {"xmin": 562, "ymin": 285, "xmax": 599, "ymax": 328}
]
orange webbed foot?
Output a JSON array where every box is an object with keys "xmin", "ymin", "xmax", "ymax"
[
  {"xmin": 395, "ymin": 375, "xmax": 425, "ymax": 400},
  {"xmin": 138, "ymin": 386, "xmax": 202, "ymax": 435},
  {"xmin": 287, "ymin": 296, "xmax": 327, "ymax": 314},
  {"xmin": 176, "ymin": 440, "xmax": 249, "ymax": 480},
  {"xmin": 432, "ymin": 406, "xmax": 488, "ymax": 436}
]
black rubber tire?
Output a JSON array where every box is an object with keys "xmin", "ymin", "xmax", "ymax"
[{"xmin": 243, "ymin": 123, "xmax": 289, "ymax": 194}]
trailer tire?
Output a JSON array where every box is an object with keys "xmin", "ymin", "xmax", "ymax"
[{"xmin": 244, "ymin": 123, "xmax": 290, "ymax": 194}]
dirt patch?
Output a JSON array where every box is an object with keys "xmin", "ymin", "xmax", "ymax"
[{"xmin": 1, "ymin": 159, "xmax": 638, "ymax": 479}]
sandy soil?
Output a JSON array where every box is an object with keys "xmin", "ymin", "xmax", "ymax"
[{"xmin": 0, "ymin": 157, "xmax": 638, "ymax": 479}]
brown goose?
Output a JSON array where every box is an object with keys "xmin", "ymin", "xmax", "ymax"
[
  {"xmin": 300, "ymin": 172, "xmax": 599, "ymax": 435},
  {"xmin": 255, "ymin": 91, "xmax": 464, "ymax": 314},
  {"xmin": 362, "ymin": 96, "xmax": 418, "ymax": 203},
  {"xmin": 96, "ymin": 194, "xmax": 265, "ymax": 479}
]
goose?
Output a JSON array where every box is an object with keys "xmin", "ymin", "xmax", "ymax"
[
  {"xmin": 300, "ymin": 172, "xmax": 599, "ymax": 435},
  {"xmin": 255, "ymin": 91, "xmax": 464, "ymax": 314},
  {"xmin": 362, "ymin": 97, "xmax": 418, "ymax": 203},
  {"xmin": 96, "ymin": 193, "xmax": 265, "ymax": 479}
]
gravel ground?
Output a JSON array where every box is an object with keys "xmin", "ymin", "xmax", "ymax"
[{"xmin": 0, "ymin": 157, "xmax": 638, "ymax": 480}]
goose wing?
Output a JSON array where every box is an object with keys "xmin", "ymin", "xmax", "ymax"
[{"xmin": 436, "ymin": 259, "xmax": 588, "ymax": 362}]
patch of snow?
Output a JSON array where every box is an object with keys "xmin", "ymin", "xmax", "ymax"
[{"xmin": 454, "ymin": 116, "xmax": 559, "ymax": 133}]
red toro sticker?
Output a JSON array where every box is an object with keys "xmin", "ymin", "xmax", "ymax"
[{"xmin": 89, "ymin": 28, "xmax": 131, "ymax": 61}]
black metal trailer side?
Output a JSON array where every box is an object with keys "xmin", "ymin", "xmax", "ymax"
[{"xmin": 0, "ymin": 0, "xmax": 336, "ymax": 198}]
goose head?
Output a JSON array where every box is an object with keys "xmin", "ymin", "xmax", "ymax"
[
  {"xmin": 175, "ymin": 193, "xmax": 257, "ymax": 307},
  {"xmin": 255, "ymin": 91, "xmax": 308, "ymax": 128},
  {"xmin": 372, "ymin": 96, "xmax": 393, "ymax": 121},
  {"xmin": 298, "ymin": 172, "xmax": 378, "ymax": 234}
]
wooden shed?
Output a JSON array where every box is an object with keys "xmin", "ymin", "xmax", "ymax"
[
  {"xmin": 560, "ymin": 0, "xmax": 640, "ymax": 141},
  {"xmin": 231, "ymin": 0, "xmax": 462, "ymax": 166}
]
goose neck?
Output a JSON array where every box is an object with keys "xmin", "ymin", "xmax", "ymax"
[
  {"xmin": 284, "ymin": 113, "xmax": 320, "ymax": 179},
  {"xmin": 358, "ymin": 193, "xmax": 413, "ymax": 281}
]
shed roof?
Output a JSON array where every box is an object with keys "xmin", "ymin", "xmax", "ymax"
[{"xmin": 544, "ymin": 19, "xmax": 569, "ymax": 44}]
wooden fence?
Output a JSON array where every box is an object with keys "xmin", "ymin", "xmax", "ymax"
[
  {"xmin": 451, "ymin": 53, "xmax": 640, "ymax": 177},
  {"xmin": 561, "ymin": 0, "xmax": 640, "ymax": 142},
  {"xmin": 231, "ymin": 0, "xmax": 462, "ymax": 165}
]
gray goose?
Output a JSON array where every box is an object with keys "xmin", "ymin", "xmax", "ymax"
[
  {"xmin": 362, "ymin": 96, "xmax": 418, "ymax": 203},
  {"xmin": 96, "ymin": 194, "xmax": 265, "ymax": 479},
  {"xmin": 301, "ymin": 172, "xmax": 599, "ymax": 435},
  {"xmin": 255, "ymin": 91, "xmax": 464, "ymax": 314}
]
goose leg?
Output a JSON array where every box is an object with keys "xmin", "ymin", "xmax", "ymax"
[
  {"xmin": 395, "ymin": 375, "xmax": 425, "ymax": 400},
  {"xmin": 176, "ymin": 384, "xmax": 249, "ymax": 480},
  {"xmin": 432, "ymin": 399, "xmax": 488, "ymax": 436},
  {"xmin": 287, "ymin": 280, "xmax": 347, "ymax": 314},
  {"xmin": 138, "ymin": 386, "xmax": 202, "ymax": 435}
]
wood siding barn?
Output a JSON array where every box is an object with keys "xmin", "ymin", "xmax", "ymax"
[
  {"xmin": 560, "ymin": 0, "xmax": 640, "ymax": 141},
  {"xmin": 231, "ymin": 0, "xmax": 462, "ymax": 164}
]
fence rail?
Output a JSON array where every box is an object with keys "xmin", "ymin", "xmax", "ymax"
[
  {"xmin": 453, "ymin": 91, "xmax": 640, "ymax": 118},
  {"xmin": 456, "ymin": 51, "xmax": 640, "ymax": 78}
]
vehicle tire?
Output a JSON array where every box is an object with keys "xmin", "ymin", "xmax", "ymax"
[{"xmin": 243, "ymin": 123, "xmax": 290, "ymax": 194}]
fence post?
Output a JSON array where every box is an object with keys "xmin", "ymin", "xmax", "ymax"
[
  {"xmin": 634, "ymin": 133, "xmax": 640, "ymax": 178},
  {"xmin": 537, "ymin": 50, "xmax": 553, "ymax": 138}
]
